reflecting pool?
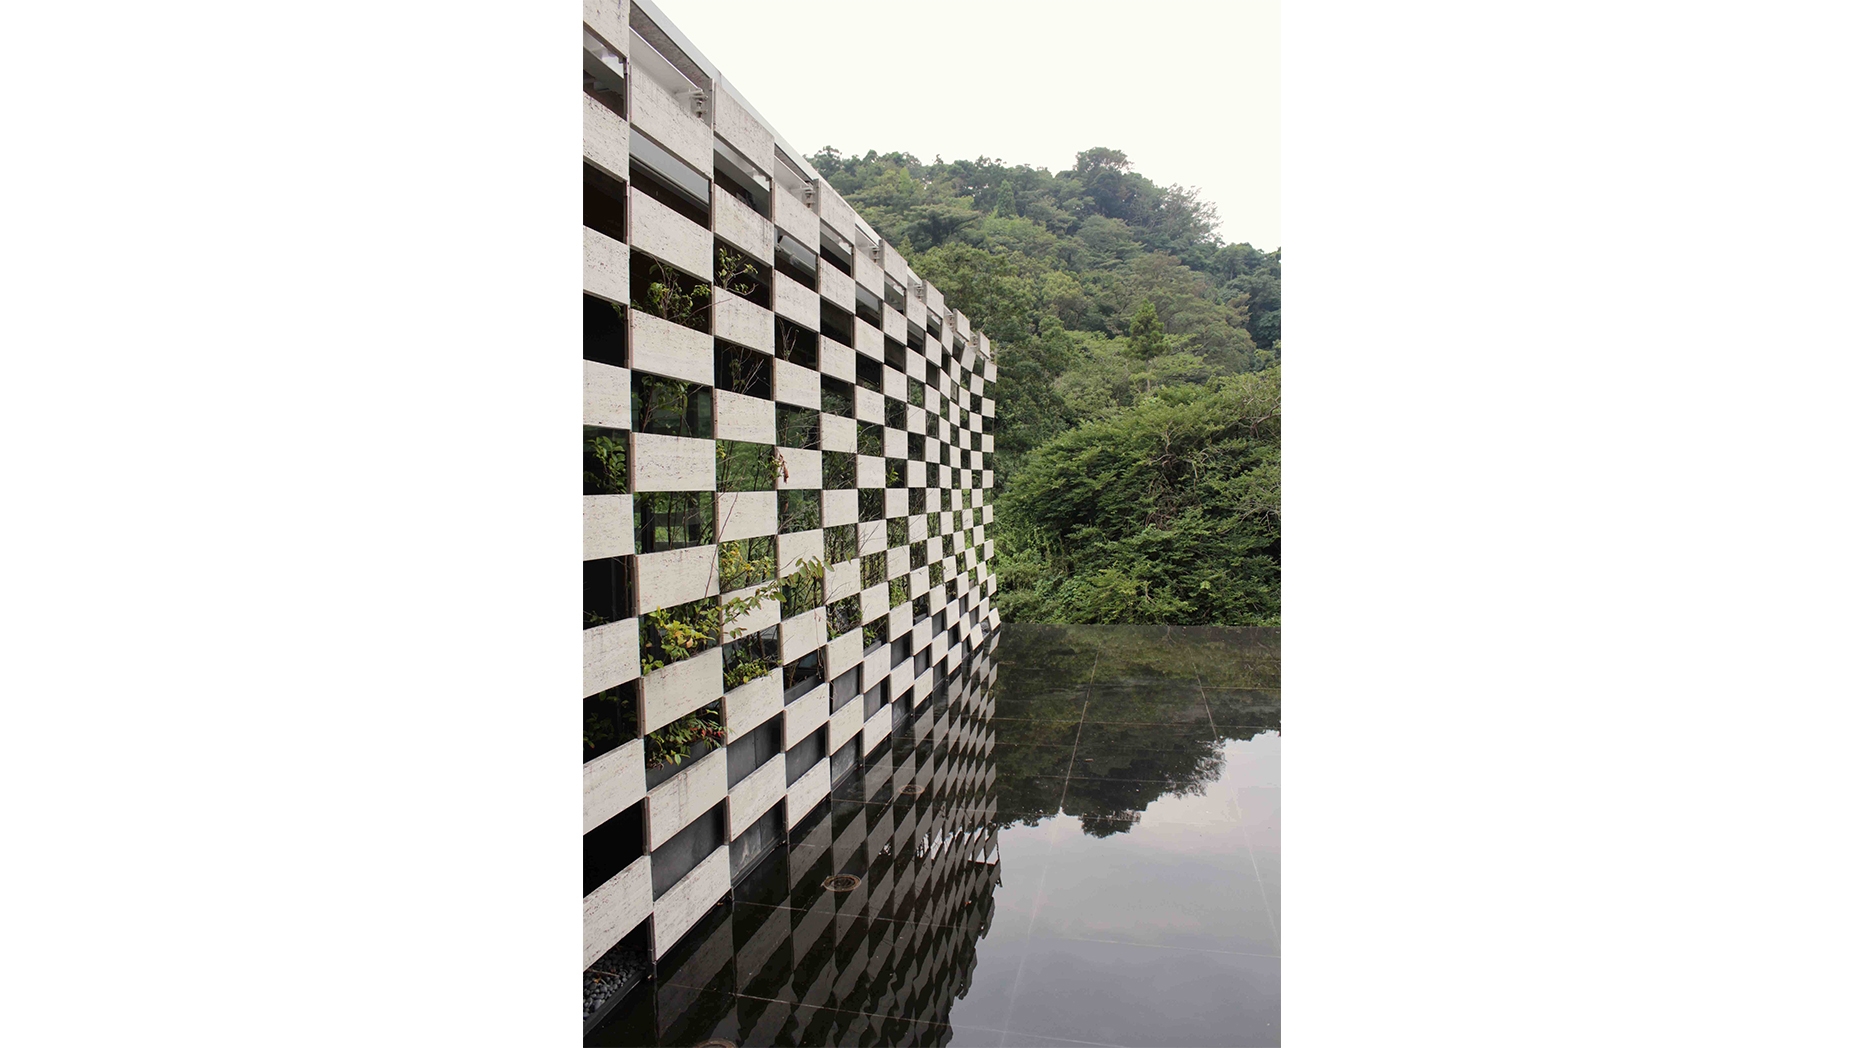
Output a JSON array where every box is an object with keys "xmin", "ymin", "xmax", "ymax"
[{"xmin": 586, "ymin": 624, "xmax": 1280, "ymax": 1047}]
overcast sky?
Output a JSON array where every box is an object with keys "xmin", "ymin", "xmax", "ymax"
[{"xmin": 644, "ymin": 0, "xmax": 1281, "ymax": 250}]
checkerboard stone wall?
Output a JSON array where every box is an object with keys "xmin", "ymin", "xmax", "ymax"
[{"xmin": 582, "ymin": 0, "xmax": 999, "ymax": 968}]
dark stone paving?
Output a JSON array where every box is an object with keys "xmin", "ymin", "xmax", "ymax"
[{"xmin": 587, "ymin": 623, "xmax": 1280, "ymax": 1047}]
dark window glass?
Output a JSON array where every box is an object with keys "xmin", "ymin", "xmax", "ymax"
[
  {"xmin": 584, "ymin": 162, "xmax": 628, "ymax": 242},
  {"xmin": 863, "ymin": 678, "xmax": 890, "ymax": 720},
  {"xmin": 729, "ymin": 803, "xmax": 784, "ymax": 882},
  {"xmin": 829, "ymin": 735, "xmax": 859, "ymax": 786},
  {"xmin": 820, "ymin": 231, "xmax": 854, "ymax": 276},
  {"xmin": 714, "ymin": 142, "xmax": 770, "ymax": 216},
  {"xmin": 783, "ymin": 650, "xmax": 823, "ymax": 703},
  {"xmin": 829, "ymin": 667, "xmax": 860, "ymax": 712},
  {"xmin": 715, "ymin": 341, "xmax": 772, "ymax": 399},
  {"xmin": 715, "ymin": 241, "xmax": 771, "ymax": 308},
  {"xmin": 717, "ymin": 439, "xmax": 776, "ymax": 492},
  {"xmin": 635, "ymin": 492, "xmax": 713, "ymax": 553},
  {"xmin": 820, "ymin": 378, "xmax": 855, "ymax": 419},
  {"xmin": 584, "ymin": 293, "xmax": 627, "ymax": 367},
  {"xmin": 892, "ymin": 635, "xmax": 911, "ymax": 668},
  {"xmin": 630, "ymin": 253, "xmax": 711, "ymax": 334},
  {"xmin": 786, "ymin": 726, "xmax": 827, "ymax": 785},
  {"xmin": 584, "ymin": 682, "xmax": 639, "ymax": 763},
  {"xmin": 632, "ymin": 373, "xmax": 712, "ymax": 438},
  {"xmin": 825, "ymin": 523, "xmax": 857, "ymax": 564},
  {"xmin": 778, "ymin": 489, "xmax": 821, "ymax": 534},
  {"xmin": 822, "ymin": 450, "xmax": 856, "ymax": 490},
  {"xmin": 727, "ymin": 715, "xmax": 783, "ymax": 787},
  {"xmin": 775, "ymin": 317, "xmax": 818, "ymax": 369},
  {"xmin": 855, "ymin": 354, "xmax": 882, "ymax": 393},
  {"xmin": 883, "ymin": 275, "xmax": 907, "ymax": 314},
  {"xmin": 651, "ymin": 803, "xmax": 725, "ymax": 899},
  {"xmin": 584, "ymin": 556, "xmax": 634, "ymax": 629},
  {"xmin": 820, "ymin": 301, "xmax": 854, "ymax": 347},
  {"xmin": 775, "ymin": 404, "xmax": 819, "ymax": 449},
  {"xmin": 584, "ymin": 426, "xmax": 629, "ymax": 496},
  {"xmin": 912, "ymin": 594, "xmax": 931, "ymax": 624},
  {"xmin": 630, "ymin": 129, "xmax": 710, "ymax": 227},
  {"xmin": 854, "ymin": 285, "xmax": 883, "ymax": 329},
  {"xmin": 925, "ymin": 312, "xmax": 942, "ymax": 341},
  {"xmin": 584, "ymin": 803, "xmax": 644, "ymax": 896},
  {"xmin": 827, "ymin": 596, "xmax": 861, "ymax": 640},
  {"xmin": 906, "ymin": 324, "xmax": 925, "ymax": 353},
  {"xmin": 723, "ymin": 623, "xmax": 779, "ymax": 691},
  {"xmin": 775, "ymin": 231, "xmax": 817, "ymax": 289},
  {"xmin": 857, "ymin": 421, "xmax": 884, "ymax": 457}
]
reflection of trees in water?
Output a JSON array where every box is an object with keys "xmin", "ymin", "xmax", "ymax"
[{"xmin": 986, "ymin": 624, "xmax": 1279, "ymax": 838}]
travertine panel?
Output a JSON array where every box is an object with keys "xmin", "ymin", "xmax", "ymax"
[
  {"xmin": 712, "ymin": 87, "xmax": 774, "ymax": 176},
  {"xmin": 632, "ymin": 432, "xmax": 715, "ymax": 491},
  {"xmin": 584, "ymin": 617, "xmax": 641, "ymax": 697},
  {"xmin": 583, "ymin": 1, "xmax": 629, "ymax": 55},
  {"xmin": 630, "ymin": 310, "xmax": 713, "ymax": 386},
  {"xmin": 584, "ymin": 227, "xmax": 629, "ymax": 304},
  {"xmin": 772, "ymin": 186, "xmax": 815, "ymax": 244},
  {"xmin": 855, "ymin": 388, "xmax": 883, "ymax": 424},
  {"xmin": 853, "ymin": 247, "xmax": 883, "ymax": 296},
  {"xmin": 584, "ymin": 854, "xmax": 650, "ymax": 967},
  {"xmin": 583, "ymin": 91, "xmax": 629, "ymax": 182},
  {"xmin": 776, "ymin": 530, "xmax": 823, "ymax": 575},
  {"xmin": 785, "ymin": 684, "xmax": 829, "ymax": 740},
  {"xmin": 823, "ymin": 412, "xmax": 857, "ymax": 453},
  {"xmin": 630, "ymin": 186, "xmax": 712, "ymax": 280},
  {"xmin": 817, "ymin": 261, "xmax": 855, "ymax": 312},
  {"xmin": 861, "ymin": 644, "xmax": 889, "ymax": 691},
  {"xmin": 780, "ymin": 608, "xmax": 826, "ymax": 663},
  {"xmin": 860, "ymin": 583, "xmax": 888, "ymax": 625},
  {"xmin": 584, "ymin": 737, "xmax": 646, "ymax": 833},
  {"xmin": 584, "ymin": 361, "xmax": 630, "ymax": 429},
  {"xmin": 815, "ymin": 186, "xmax": 860, "ymax": 245},
  {"xmin": 728, "ymin": 755, "xmax": 785, "ymax": 837},
  {"xmin": 723, "ymin": 670, "xmax": 782, "ymax": 742},
  {"xmin": 855, "ymin": 455, "xmax": 881, "ymax": 489},
  {"xmin": 822, "ymin": 489, "xmax": 856, "ymax": 526},
  {"xmin": 714, "ymin": 391, "xmax": 775, "ymax": 444},
  {"xmin": 713, "ymin": 293, "xmax": 773, "ymax": 354},
  {"xmin": 773, "ymin": 272, "xmax": 817, "ymax": 327},
  {"xmin": 712, "ymin": 191, "xmax": 773, "ymax": 263},
  {"xmin": 824, "ymin": 560, "xmax": 859, "ymax": 603},
  {"xmin": 823, "ymin": 629, "xmax": 862, "ymax": 682},
  {"xmin": 862, "ymin": 705, "xmax": 892, "ymax": 754},
  {"xmin": 828, "ymin": 694, "xmax": 863, "ymax": 753},
  {"xmin": 774, "ymin": 447, "xmax": 819, "ymax": 489},
  {"xmin": 773, "ymin": 359, "xmax": 820, "ymax": 409},
  {"xmin": 636, "ymin": 545, "xmax": 718, "ymax": 613},
  {"xmin": 584, "ymin": 494, "xmax": 633, "ymax": 561},
  {"xmin": 854, "ymin": 319, "xmax": 882, "ymax": 360},
  {"xmin": 641, "ymin": 647, "xmax": 723, "ymax": 733},
  {"xmin": 647, "ymin": 746, "xmax": 726, "ymax": 849},
  {"xmin": 653, "ymin": 849, "xmax": 729, "ymax": 959},
  {"xmin": 716, "ymin": 491, "xmax": 777, "ymax": 541},
  {"xmin": 785, "ymin": 761, "xmax": 829, "ymax": 829},
  {"xmin": 818, "ymin": 339, "xmax": 854, "ymax": 385},
  {"xmin": 856, "ymin": 521, "xmax": 885, "ymax": 556},
  {"xmin": 883, "ymin": 308, "xmax": 906, "ymax": 343},
  {"xmin": 630, "ymin": 74, "xmax": 711, "ymax": 175}
]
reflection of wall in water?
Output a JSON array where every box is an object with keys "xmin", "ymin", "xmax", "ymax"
[{"xmin": 628, "ymin": 639, "xmax": 1002, "ymax": 1044}]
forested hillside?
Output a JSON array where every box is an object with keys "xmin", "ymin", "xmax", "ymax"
[{"xmin": 813, "ymin": 147, "xmax": 1280, "ymax": 625}]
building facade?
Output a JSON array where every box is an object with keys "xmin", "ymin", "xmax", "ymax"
[{"xmin": 582, "ymin": 0, "xmax": 1000, "ymax": 977}]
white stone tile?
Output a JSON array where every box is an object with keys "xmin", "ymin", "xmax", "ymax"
[
  {"xmin": 652, "ymin": 848, "xmax": 729, "ymax": 959},
  {"xmin": 647, "ymin": 745, "xmax": 726, "ymax": 849},
  {"xmin": 583, "ymin": 853, "xmax": 650, "ymax": 967},
  {"xmin": 584, "ymin": 616, "xmax": 641, "ymax": 697},
  {"xmin": 715, "ymin": 490, "xmax": 776, "ymax": 541},
  {"xmin": 629, "ymin": 185, "xmax": 712, "ymax": 281},
  {"xmin": 584, "ymin": 737, "xmax": 645, "ymax": 833},
  {"xmin": 728, "ymin": 754, "xmax": 785, "ymax": 837},
  {"xmin": 773, "ymin": 271, "xmax": 817, "ymax": 327},
  {"xmin": 584, "ymin": 494, "xmax": 633, "ymax": 560},
  {"xmin": 785, "ymin": 761, "xmax": 829, "ymax": 829},
  {"xmin": 714, "ymin": 292, "xmax": 773, "ymax": 353},
  {"xmin": 828, "ymin": 692, "xmax": 863, "ymax": 751},
  {"xmin": 640, "ymin": 646, "xmax": 722, "ymax": 733},
  {"xmin": 583, "ymin": 361, "xmax": 630, "ymax": 429},
  {"xmin": 630, "ymin": 73, "xmax": 711, "ymax": 175},
  {"xmin": 723, "ymin": 670, "xmax": 782, "ymax": 742},
  {"xmin": 714, "ymin": 391, "xmax": 775, "ymax": 444},
  {"xmin": 630, "ymin": 310, "xmax": 713, "ymax": 386},
  {"xmin": 712, "ymin": 190, "xmax": 773, "ymax": 263},
  {"xmin": 817, "ymin": 260, "xmax": 855, "ymax": 311},
  {"xmin": 773, "ymin": 359, "xmax": 820, "ymax": 409},
  {"xmin": 584, "ymin": 227, "xmax": 628, "ymax": 304},
  {"xmin": 636, "ymin": 544, "xmax": 718, "ymax": 613},
  {"xmin": 583, "ymin": 90, "xmax": 629, "ymax": 182},
  {"xmin": 784, "ymin": 683, "xmax": 829, "ymax": 740},
  {"xmin": 632, "ymin": 432, "xmax": 715, "ymax": 492}
]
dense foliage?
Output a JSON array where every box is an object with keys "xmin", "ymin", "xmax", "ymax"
[{"xmin": 814, "ymin": 147, "xmax": 1280, "ymax": 625}]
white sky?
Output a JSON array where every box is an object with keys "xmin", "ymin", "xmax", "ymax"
[{"xmin": 644, "ymin": 0, "xmax": 1282, "ymax": 250}]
